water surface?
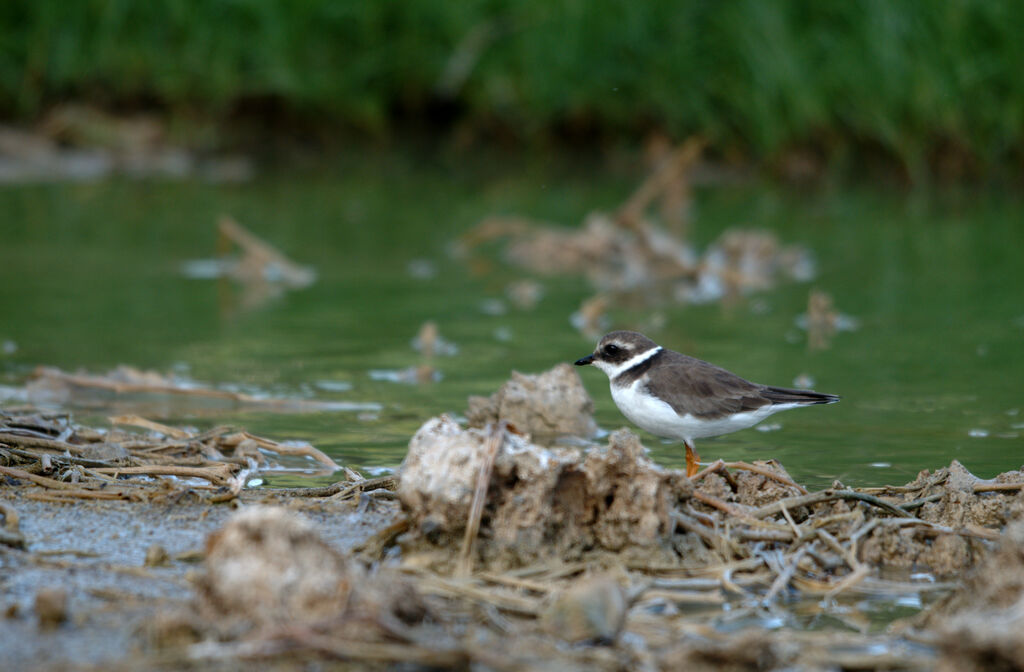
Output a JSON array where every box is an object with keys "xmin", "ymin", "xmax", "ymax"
[{"xmin": 2, "ymin": 155, "xmax": 1021, "ymax": 489}]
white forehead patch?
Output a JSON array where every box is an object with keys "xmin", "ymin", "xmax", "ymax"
[{"xmin": 593, "ymin": 346, "xmax": 662, "ymax": 379}]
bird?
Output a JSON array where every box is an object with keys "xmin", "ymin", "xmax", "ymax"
[{"xmin": 574, "ymin": 330, "xmax": 838, "ymax": 477}]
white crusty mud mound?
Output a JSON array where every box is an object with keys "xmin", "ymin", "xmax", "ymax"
[
  {"xmin": 397, "ymin": 416, "xmax": 691, "ymax": 567},
  {"xmin": 196, "ymin": 506, "xmax": 353, "ymax": 627},
  {"xmin": 465, "ymin": 363, "xmax": 597, "ymax": 439}
]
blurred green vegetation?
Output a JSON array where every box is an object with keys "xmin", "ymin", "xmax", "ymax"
[{"xmin": 2, "ymin": 1, "xmax": 1023, "ymax": 173}]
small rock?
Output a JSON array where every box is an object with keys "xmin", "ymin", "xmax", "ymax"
[
  {"xmin": 542, "ymin": 576, "xmax": 628, "ymax": 644},
  {"xmin": 144, "ymin": 543, "xmax": 170, "ymax": 567},
  {"xmin": 35, "ymin": 587, "xmax": 68, "ymax": 629}
]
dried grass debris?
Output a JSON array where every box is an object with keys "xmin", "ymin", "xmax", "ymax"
[{"xmin": 0, "ymin": 407, "xmax": 342, "ymax": 504}]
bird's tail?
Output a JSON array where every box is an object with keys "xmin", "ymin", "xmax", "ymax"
[{"xmin": 763, "ymin": 386, "xmax": 839, "ymax": 405}]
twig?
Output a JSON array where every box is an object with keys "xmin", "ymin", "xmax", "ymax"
[
  {"xmin": 692, "ymin": 490, "xmax": 747, "ymax": 517},
  {"xmin": 282, "ymin": 630, "xmax": 469, "ymax": 667},
  {"xmin": 750, "ymin": 489, "xmax": 914, "ymax": 520},
  {"xmin": 779, "ymin": 501, "xmax": 802, "ymax": 538},
  {"xmin": 723, "ymin": 461, "xmax": 809, "ymax": 495},
  {"xmin": 0, "ymin": 465, "xmax": 83, "ymax": 490},
  {"xmin": 691, "ymin": 459, "xmax": 726, "ymax": 482},
  {"xmin": 23, "ymin": 489, "xmax": 138, "ymax": 502},
  {"xmin": 90, "ymin": 464, "xmax": 236, "ymax": 486},
  {"xmin": 900, "ymin": 493, "xmax": 943, "ymax": 511},
  {"xmin": 641, "ymin": 589, "xmax": 725, "ymax": 605},
  {"xmin": 763, "ymin": 547, "xmax": 808, "ymax": 604},
  {"xmin": 672, "ymin": 511, "xmax": 723, "ymax": 551},
  {"xmin": 0, "ymin": 433, "xmax": 86, "ymax": 456},
  {"xmin": 825, "ymin": 564, "xmax": 870, "ymax": 599},
  {"xmin": 236, "ymin": 431, "xmax": 340, "ymax": 471},
  {"xmin": 616, "ymin": 137, "xmax": 704, "ymax": 231},
  {"xmin": 973, "ymin": 482, "xmax": 1024, "ymax": 493},
  {"xmin": 457, "ymin": 422, "xmax": 505, "ymax": 577},
  {"xmin": 109, "ymin": 414, "xmax": 191, "ymax": 439},
  {"xmin": 416, "ymin": 575, "xmax": 540, "ymax": 616},
  {"xmin": 476, "ymin": 572, "xmax": 553, "ymax": 595},
  {"xmin": 248, "ymin": 475, "xmax": 394, "ymax": 500},
  {"xmin": 328, "ymin": 476, "xmax": 397, "ymax": 501}
]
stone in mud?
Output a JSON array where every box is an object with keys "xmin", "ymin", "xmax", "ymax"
[
  {"xmin": 398, "ymin": 416, "xmax": 690, "ymax": 567},
  {"xmin": 196, "ymin": 506, "xmax": 352, "ymax": 627},
  {"xmin": 541, "ymin": 575, "xmax": 628, "ymax": 644},
  {"xmin": 465, "ymin": 363, "xmax": 597, "ymax": 438},
  {"xmin": 34, "ymin": 587, "xmax": 68, "ymax": 630}
]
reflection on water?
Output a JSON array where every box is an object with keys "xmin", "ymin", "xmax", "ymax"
[{"xmin": 1, "ymin": 159, "xmax": 1022, "ymax": 491}]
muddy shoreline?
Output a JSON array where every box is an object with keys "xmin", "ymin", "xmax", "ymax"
[
  {"xmin": 3, "ymin": 367, "xmax": 1024, "ymax": 671},
  {"xmin": 1, "ymin": 489, "xmax": 400, "ymax": 671}
]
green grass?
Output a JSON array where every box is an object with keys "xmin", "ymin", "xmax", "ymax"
[{"xmin": 2, "ymin": 1, "xmax": 1023, "ymax": 174}]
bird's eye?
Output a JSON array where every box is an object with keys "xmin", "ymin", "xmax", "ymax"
[{"xmin": 603, "ymin": 344, "xmax": 621, "ymax": 356}]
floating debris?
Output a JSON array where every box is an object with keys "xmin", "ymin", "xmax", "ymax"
[
  {"xmin": 506, "ymin": 279, "xmax": 545, "ymax": 310},
  {"xmin": 792, "ymin": 373, "xmax": 816, "ymax": 389},
  {"xmin": 570, "ymin": 294, "xmax": 612, "ymax": 340},
  {"xmin": 411, "ymin": 321, "xmax": 458, "ymax": 357},
  {"xmin": 796, "ymin": 289, "xmax": 859, "ymax": 350},
  {"xmin": 0, "ymin": 109, "xmax": 252, "ymax": 184},
  {"xmin": 457, "ymin": 140, "xmax": 819, "ymax": 337},
  {"xmin": 313, "ymin": 379, "xmax": 354, "ymax": 393},
  {"xmin": 369, "ymin": 365, "xmax": 442, "ymax": 385},
  {"xmin": 479, "ymin": 298, "xmax": 507, "ymax": 315},
  {"xmin": 406, "ymin": 258, "xmax": 437, "ymax": 279},
  {"xmin": 182, "ymin": 217, "xmax": 315, "ymax": 313},
  {"xmin": 24, "ymin": 365, "xmax": 374, "ymax": 415}
]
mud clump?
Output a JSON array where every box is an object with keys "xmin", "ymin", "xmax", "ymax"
[
  {"xmin": 185, "ymin": 505, "xmax": 432, "ymax": 651},
  {"xmin": 196, "ymin": 506, "xmax": 353, "ymax": 629},
  {"xmin": 397, "ymin": 417, "xmax": 691, "ymax": 568},
  {"xmin": 858, "ymin": 460, "xmax": 1024, "ymax": 575},
  {"xmin": 916, "ymin": 520, "xmax": 1024, "ymax": 672},
  {"xmin": 465, "ymin": 363, "xmax": 597, "ymax": 439}
]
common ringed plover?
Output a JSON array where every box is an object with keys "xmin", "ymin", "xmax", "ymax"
[{"xmin": 575, "ymin": 330, "xmax": 839, "ymax": 477}]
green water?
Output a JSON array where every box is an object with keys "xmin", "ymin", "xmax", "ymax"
[{"xmin": 2, "ymin": 154, "xmax": 1022, "ymax": 489}]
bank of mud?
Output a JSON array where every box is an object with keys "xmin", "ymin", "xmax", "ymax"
[{"xmin": 2, "ymin": 366, "xmax": 1024, "ymax": 671}]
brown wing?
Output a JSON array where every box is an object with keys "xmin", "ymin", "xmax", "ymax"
[{"xmin": 642, "ymin": 352, "xmax": 772, "ymax": 419}]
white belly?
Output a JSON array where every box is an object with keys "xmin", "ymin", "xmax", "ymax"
[{"xmin": 610, "ymin": 381, "xmax": 797, "ymax": 441}]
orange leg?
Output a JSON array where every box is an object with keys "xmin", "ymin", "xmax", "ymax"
[{"xmin": 684, "ymin": 441, "xmax": 701, "ymax": 478}]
